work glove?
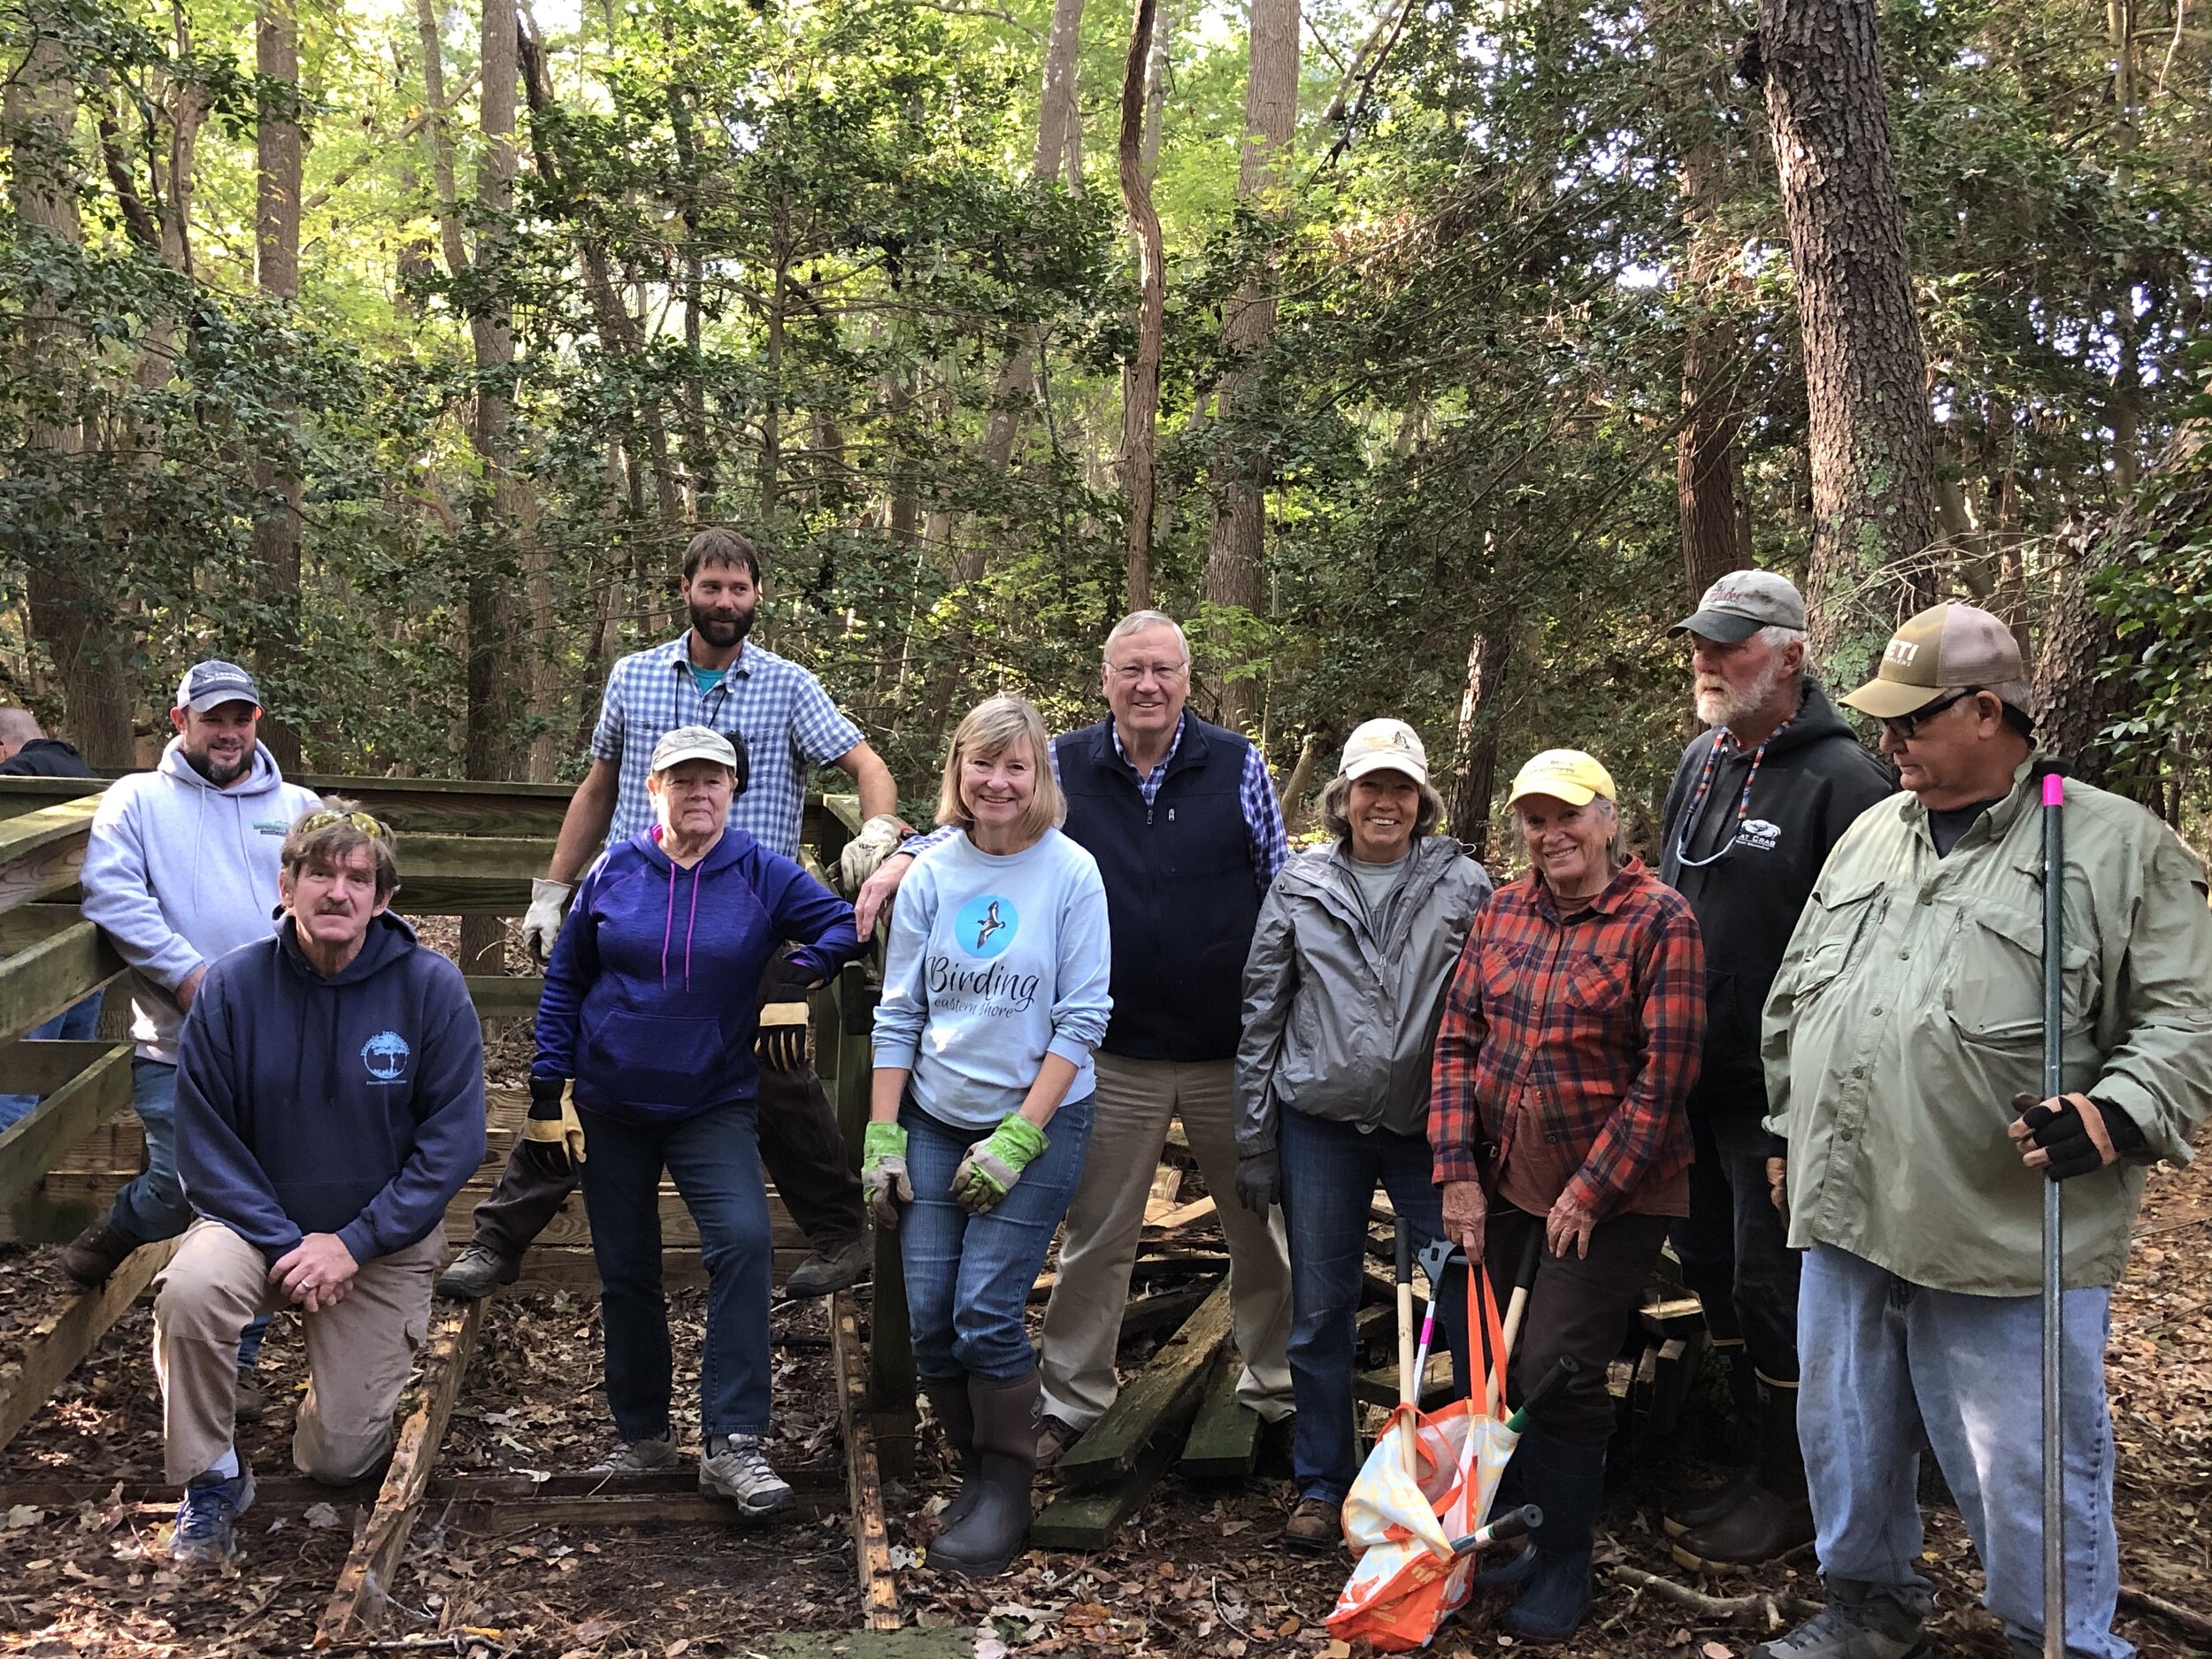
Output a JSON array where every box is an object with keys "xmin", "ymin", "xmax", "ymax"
[
  {"xmin": 519, "ymin": 1076, "xmax": 586, "ymax": 1177},
  {"xmin": 861, "ymin": 1121, "xmax": 913, "ymax": 1230},
  {"xmin": 2012, "ymin": 1091, "xmax": 2145, "ymax": 1180},
  {"xmin": 837, "ymin": 815, "xmax": 908, "ymax": 898},
  {"xmin": 757, "ymin": 950, "xmax": 819, "ymax": 1073},
  {"xmin": 1233, "ymin": 1149, "xmax": 1279, "ymax": 1215},
  {"xmin": 951, "ymin": 1113, "xmax": 1048, "ymax": 1215},
  {"xmin": 521, "ymin": 878, "xmax": 575, "ymax": 964}
]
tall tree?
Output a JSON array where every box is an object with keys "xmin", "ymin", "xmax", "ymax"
[
  {"xmin": 252, "ymin": 0, "xmax": 305, "ymax": 771},
  {"xmin": 1675, "ymin": 123, "xmax": 1750, "ymax": 599},
  {"xmin": 1117, "ymin": 0, "xmax": 1164, "ymax": 610}
]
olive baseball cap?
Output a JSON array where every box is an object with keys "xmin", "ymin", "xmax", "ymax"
[
  {"xmin": 1671, "ymin": 570, "xmax": 1808, "ymax": 644},
  {"xmin": 1506, "ymin": 749, "xmax": 1617, "ymax": 809},
  {"xmin": 1839, "ymin": 602, "xmax": 2032, "ymax": 721},
  {"xmin": 1339, "ymin": 718, "xmax": 1429, "ymax": 786}
]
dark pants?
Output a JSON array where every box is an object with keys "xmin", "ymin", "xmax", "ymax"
[
  {"xmin": 580, "ymin": 1102, "xmax": 773, "ymax": 1440},
  {"xmin": 1672, "ymin": 1110, "xmax": 1800, "ymax": 1385},
  {"xmin": 1484, "ymin": 1203, "xmax": 1671, "ymax": 1447},
  {"xmin": 1279, "ymin": 1110, "xmax": 1469, "ymax": 1503}
]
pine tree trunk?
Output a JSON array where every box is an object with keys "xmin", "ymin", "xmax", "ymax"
[
  {"xmin": 253, "ymin": 0, "xmax": 305, "ymax": 771},
  {"xmin": 1676, "ymin": 135, "xmax": 1749, "ymax": 602}
]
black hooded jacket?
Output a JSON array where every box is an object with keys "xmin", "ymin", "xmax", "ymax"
[
  {"xmin": 1658, "ymin": 680, "xmax": 1893, "ymax": 1129},
  {"xmin": 0, "ymin": 737, "xmax": 96, "ymax": 778}
]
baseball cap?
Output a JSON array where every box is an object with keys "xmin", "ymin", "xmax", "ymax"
[
  {"xmin": 174, "ymin": 660, "xmax": 261, "ymax": 713},
  {"xmin": 1671, "ymin": 570, "xmax": 1808, "ymax": 644},
  {"xmin": 1839, "ymin": 603, "xmax": 2032, "ymax": 721},
  {"xmin": 1339, "ymin": 718, "xmax": 1429, "ymax": 786},
  {"xmin": 649, "ymin": 725, "xmax": 741, "ymax": 773},
  {"xmin": 1506, "ymin": 749, "xmax": 1617, "ymax": 810}
]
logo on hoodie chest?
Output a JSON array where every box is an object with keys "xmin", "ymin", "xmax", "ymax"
[
  {"xmin": 361, "ymin": 1030, "xmax": 412, "ymax": 1085},
  {"xmin": 1734, "ymin": 818, "xmax": 1783, "ymax": 852}
]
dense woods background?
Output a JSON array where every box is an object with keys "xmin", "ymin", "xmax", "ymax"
[{"xmin": 4, "ymin": 0, "xmax": 2209, "ymax": 855}]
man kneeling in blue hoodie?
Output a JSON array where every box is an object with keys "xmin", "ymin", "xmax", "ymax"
[{"xmin": 155, "ymin": 803, "xmax": 487, "ymax": 1569}]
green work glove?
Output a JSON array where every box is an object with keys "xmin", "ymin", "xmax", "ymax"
[
  {"xmin": 951, "ymin": 1113, "xmax": 1049, "ymax": 1216},
  {"xmin": 861, "ymin": 1121, "xmax": 912, "ymax": 1230}
]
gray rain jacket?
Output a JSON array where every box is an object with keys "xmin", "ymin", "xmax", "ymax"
[{"xmin": 1235, "ymin": 836, "xmax": 1493, "ymax": 1156}]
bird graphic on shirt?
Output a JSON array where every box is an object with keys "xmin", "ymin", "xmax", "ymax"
[{"xmin": 973, "ymin": 901, "xmax": 1008, "ymax": 953}]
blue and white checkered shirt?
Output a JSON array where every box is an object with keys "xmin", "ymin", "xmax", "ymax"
[{"xmin": 589, "ymin": 634, "xmax": 864, "ymax": 858}]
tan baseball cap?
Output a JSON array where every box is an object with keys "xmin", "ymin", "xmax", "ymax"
[
  {"xmin": 1339, "ymin": 718, "xmax": 1429, "ymax": 786},
  {"xmin": 1506, "ymin": 749, "xmax": 1617, "ymax": 809},
  {"xmin": 649, "ymin": 725, "xmax": 741, "ymax": 773},
  {"xmin": 1839, "ymin": 603, "xmax": 2032, "ymax": 721}
]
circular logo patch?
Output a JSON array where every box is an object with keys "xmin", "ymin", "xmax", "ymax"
[{"xmin": 954, "ymin": 895, "xmax": 1018, "ymax": 959}]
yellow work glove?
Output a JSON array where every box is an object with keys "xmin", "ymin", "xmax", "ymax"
[{"xmin": 519, "ymin": 1077, "xmax": 586, "ymax": 1177}]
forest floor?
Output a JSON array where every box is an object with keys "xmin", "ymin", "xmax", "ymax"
[{"xmin": 0, "ymin": 1146, "xmax": 2204, "ymax": 1659}]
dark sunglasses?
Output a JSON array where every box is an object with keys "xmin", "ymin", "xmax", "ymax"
[{"xmin": 1879, "ymin": 687, "xmax": 1983, "ymax": 741}]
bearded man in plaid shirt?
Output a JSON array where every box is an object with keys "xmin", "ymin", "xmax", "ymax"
[{"xmin": 1431, "ymin": 749, "xmax": 1705, "ymax": 1645}]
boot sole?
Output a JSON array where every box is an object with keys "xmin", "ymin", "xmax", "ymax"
[{"xmin": 927, "ymin": 1540, "xmax": 1026, "ymax": 1577}]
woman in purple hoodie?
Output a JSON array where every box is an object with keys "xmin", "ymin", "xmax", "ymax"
[{"xmin": 533, "ymin": 726, "xmax": 859, "ymax": 1516}]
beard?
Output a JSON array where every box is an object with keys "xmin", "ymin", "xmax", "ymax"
[
  {"xmin": 182, "ymin": 745, "xmax": 252, "ymax": 787},
  {"xmin": 1698, "ymin": 656, "xmax": 1797, "ymax": 730},
  {"xmin": 688, "ymin": 599, "xmax": 757, "ymax": 649}
]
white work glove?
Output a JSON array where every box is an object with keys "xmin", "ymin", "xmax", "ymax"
[
  {"xmin": 522, "ymin": 878, "xmax": 575, "ymax": 964},
  {"xmin": 836, "ymin": 815, "xmax": 907, "ymax": 897}
]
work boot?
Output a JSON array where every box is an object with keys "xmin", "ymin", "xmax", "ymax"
[
  {"xmin": 928, "ymin": 1371, "xmax": 1039, "ymax": 1578},
  {"xmin": 924, "ymin": 1377, "xmax": 980, "ymax": 1529},
  {"xmin": 435, "ymin": 1244, "xmax": 519, "ymax": 1300},
  {"xmin": 781, "ymin": 1233, "xmax": 871, "ymax": 1300},
  {"xmin": 234, "ymin": 1369, "xmax": 266, "ymax": 1425},
  {"xmin": 170, "ymin": 1462, "xmax": 256, "ymax": 1571},
  {"xmin": 1496, "ymin": 1427, "xmax": 1608, "ymax": 1645},
  {"xmin": 699, "ymin": 1433, "xmax": 795, "ymax": 1519},
  {"xmin": 588, "ymin": 1435, "xmax": 678, "ymax": 1475},
  {"xmin": 59, "ymin": 1219, "xmax": 142, "ymax": 1287},
  {"xmin": 1672, "ymin": 1380, "xmax": 1815, "ymax": 1570},
  {"xmin": 1281, "ymin": 1495, "xmax": 1342, "ymax": 1553},
  {"xmin": 1035, "ymin": 1412, "xmax": 1081, "ymax": 1468},
  {"xmin": 1747, "ymin": 1579, "xmax": 1931, "ymax": 1659}
]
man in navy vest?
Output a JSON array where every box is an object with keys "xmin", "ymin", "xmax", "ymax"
[{"xmin": 858, "ymin": 611, "xmax": 1294, "ymax": 1458}]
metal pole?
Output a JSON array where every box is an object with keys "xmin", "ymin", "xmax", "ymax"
[{"xmin": 2035, "ymin": 757, "xmax": 2068, "ymax": 1659}]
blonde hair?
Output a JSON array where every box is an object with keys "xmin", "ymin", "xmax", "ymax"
[{"xmin": 936, "ymin": 695, "xmax": 1064, "ymax": 841}]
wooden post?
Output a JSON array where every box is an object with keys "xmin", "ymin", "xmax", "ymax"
[
  {"xmin": 833, "ymin": 1290, "xmax": 902, "ymax": 1631},
  {"xmin": 0, "ymin": 1237, "xmax": 178, "ymax": 1450}
]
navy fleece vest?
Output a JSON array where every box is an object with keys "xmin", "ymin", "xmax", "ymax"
[{"xmin": 1055, "ymin": 715, "xmax": 1262, "ymax": 1062}]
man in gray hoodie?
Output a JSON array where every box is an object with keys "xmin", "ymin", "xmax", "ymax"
[{"xmin": 64, "ymin": 662, "xmax": 322, "ymax": 1288}]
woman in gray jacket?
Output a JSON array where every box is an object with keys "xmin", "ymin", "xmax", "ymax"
[{"xmin": 1233, "ymin": 719, "xmax": 1493, "ymax": 1549}]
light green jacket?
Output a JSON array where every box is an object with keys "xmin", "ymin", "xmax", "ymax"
[{"xmin": 1763, "ymin": 758, "xmax": 2212, "ymax": 1294}]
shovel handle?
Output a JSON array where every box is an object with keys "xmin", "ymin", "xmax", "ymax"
[
  {"xmin": 1448, "ymin": 1503, "xmax": 1543, "ymax": 1556},
  {"xmin": 1503, "ymin": 1354, "xmax": 1579, "ymax": 1433}
]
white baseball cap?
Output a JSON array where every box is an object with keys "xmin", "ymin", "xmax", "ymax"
[
  {"xmin": 649, "ymin": 725, "xmax": 741, "ymax": 773},
  {"xmin": 1339, "ymin": 719, "xmax": 1429, "ymax": 786}
]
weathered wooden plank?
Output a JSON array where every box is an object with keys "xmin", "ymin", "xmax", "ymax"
[
  {"xmin": 1148, "ymin": 1194, "xmax": 1217, "ymax": 1233},
  {"xmin": 0, "ymin": 798, "xmax": 101, "ymax": 916},
  {"xmin": 388, "ymin": 834, "xmax": 555, "ymax": 914},
  {"xmin": 1351, "ymin": 1352, "xmax": 1455, "ymax": 1411},
  {"xmin": 1141, "ymin": 1164, "xmax": 1183, "ymax": 1221},
  {"xmin": 314, "ymin": 1296, "xmax": 486, "ymax": 1646},
  {"xmin": 1055, "ymin": 1280, "xmax": 1233, "ymax": 1489},
  {"xmin": 833, "ymin": 1290, "xmax": 902, "ymax": 1632},
  {"xmin": 0, "ymin": 776, "xmax": 577, "ymax": 837},
  {"xmin": 0, "ymin": 1035, "xmax": 119, "ymax": 1096},
  {"xmin": 1639, "ymin": 1294, "xmax": 1707, "ymax": 1341},
  {"xmin": 0, "ymin": 1041, "xmax": 133, "ymax": 1210},
  {"xmin": 1177, "ymin": 1362, "xmax": 1261, "ymax": 1479},
  {"xmin": 461, "ymin": 974, "xmax": 542, "ymax": 1021},
  {"xmin": 1118, "ymin": 1285, "xmax": 1214, "ymax": 1342},
  {"xmin": 0, "ymin": 1236, "xmax": 178, "ymax": 1450},
  {"xmin": 1029, "ymin": 1413, "xmax": 1188, "ymax": 1551},
  {"xmin": 0, "ymin": 911, "xmax": 124, "ymax": 1046}
]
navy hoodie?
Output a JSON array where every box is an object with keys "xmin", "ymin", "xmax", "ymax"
[
  {"xmin": 534, "ymin": 826, "xmax": 860, "ymax": 1125},
  {"xmin": 176, "ymin": 912, "xmax": 488, "ymax": 1264}
]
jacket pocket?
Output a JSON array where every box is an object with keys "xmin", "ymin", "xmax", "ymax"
[
  {"xmin": 583, "ymin": 1010, "xmax": 726, "ymax": 1109},
  {"xmin": 1791, "ymin": 879, "xmax": 1887, "ymax": 1000},
  {"xmin": 1943, "ymin": 902, "xmax": 2093, "ymax": 1046}
]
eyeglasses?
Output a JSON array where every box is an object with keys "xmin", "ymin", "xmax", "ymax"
[
  {"xmin": 296, "ymin": 808, "xmax": 388, "ymax": 841},
  {"xmin": 1878, "ymin": 687, "xmax": 1981, "ymax": 741},
  {"xmin": 1106, "ymin": 660, "xmax": 1189, "ymax": 686}
]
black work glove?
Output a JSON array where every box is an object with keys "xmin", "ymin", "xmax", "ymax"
[
  {"xmin": 1233, "ymin": 1149, "xmax": 1280, "ymax": 1215},
  {"xmin": 2011, "ymin": 1092, "xmax": 2146, "ymax": 1180},
  {"xmin": 756, "ymin": 949, "xmax": 818, "ymax": 1074},
  {"xmin": 518, "ymin": 1074, "xmax": 585, "ymax": 1178}
]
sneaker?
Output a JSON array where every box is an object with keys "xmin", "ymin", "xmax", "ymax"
[
  {"xmin": 1749, "ymin": 1581, "xmax": 1930, "ymax": 1659},
  {"xmin": 435, "ymin": 1244, "xmax": 520, "ymax": 1301},
  {"xmin": 171, "ymin": 1463, "xmax": 256, "ymax": 1570},
  {"xmin": 234, "ymin": 1370, "xmax": 265, "ymax": 1425},
  {"xmin": 781, "ymin": 1234, "xmax": 871, "ymax": 1300},
  {"xmin": 700, "ymin": 1433, "xmax": 795, "ymax": 1519},
  {"xmin": 1035, "ymin": 1413, "xmax": 1082, "ymax": 1468},
  {"xmin": 588, "ymin": 1435, "xmax": 678, "ymax": 1475},
  {"xmin": 59, "ymin": 1220, "xmax": 142, "ymax": 1287},
  {"xmin": 1281, "ymin": 1495, "xmax": 1341, "ymax": 1552}
]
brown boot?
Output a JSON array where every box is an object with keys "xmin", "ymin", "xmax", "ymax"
[
  {"xmin": 1672, "ymin": 1378, "xmax": 1815, "ymax": 1571},
  {"xmin": 923, "ymin": 1379, "xmax": 979, "ymax": 1530}
]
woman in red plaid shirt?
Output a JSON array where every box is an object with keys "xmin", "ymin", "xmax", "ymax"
[{"xmin": 1430, "ymin": 749, "xmax": 1705, "ymax": 1644}]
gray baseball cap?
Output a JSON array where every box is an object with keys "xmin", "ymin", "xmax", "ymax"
[
  {"xmin": 1671, "ymin": 571, "xmax": 1808, "ymax": 644},
  {"xmin": 174, "ymin": 660, "xmax": 262, "ymax": 713}
]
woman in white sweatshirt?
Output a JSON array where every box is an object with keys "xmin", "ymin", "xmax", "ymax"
[{"xmin": 863, "ymin": 694, "xmax": 1111, "ymax": 1578}]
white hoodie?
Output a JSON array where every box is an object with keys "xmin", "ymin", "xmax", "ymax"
[{"xmin": 79, "ymin": 739, "xmax": 323, "ymax": 1064}]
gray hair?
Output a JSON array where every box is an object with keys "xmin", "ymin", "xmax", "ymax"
[
  {"xmin": 1102, "ymin": 611, "xmax": 1191, "ymax": 665},
  {"xmin": 1755, "ymin": 624, "xmax": 1808, "ymax": 654},
  {"xmin": 1316, "ymin": 772, "xmax": 1445, "ymax": 841}
]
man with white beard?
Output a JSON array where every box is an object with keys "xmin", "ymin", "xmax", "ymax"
[{"xmin": 1655, "ymin": 572, "xmax": 1893, "ymax": 1569}]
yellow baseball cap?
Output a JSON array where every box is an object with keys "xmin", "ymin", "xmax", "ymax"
[{"xmin": 1506, "ymin": 749, "xmax": 1617, "ymax": 810}]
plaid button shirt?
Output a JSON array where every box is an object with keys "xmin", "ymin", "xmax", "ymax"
[
  {"xmin": 589, "ymin": 633, "xmax": 864, "ymax": 858},
  {"xmin": 1429, "ymin": 857, "xmax": 1705, "ymax": 1220}
]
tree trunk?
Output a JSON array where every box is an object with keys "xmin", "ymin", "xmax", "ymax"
[
  {"xmin": 1204, "ymin": 0, "xmax": 1298, "ymax": 733},
  {"xmin": 1448, "ymin": 618, "xmax": 1512, "ymax": 859},
  {"xmin": 1755, "ymin": 0, "xmax": 1939, "ymax": 687},
  {"xmin": 1118, "ymin": 0, "xmax": 1165, "ymax": 611},
  {"xmin": 1676, "ymin": 135, "xmax": 1750, "ymax": 602},
  {"xmin": 253, "ymin": 0, "xmax": 305, "ymax": 771}
]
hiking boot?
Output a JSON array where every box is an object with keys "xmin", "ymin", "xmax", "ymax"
[
  {"xmin": 588, "ymin": 1435, "xmax": 678, "ymax": 1475},
  {"xmin": 234, "ymin": 1369, "xmax": 266, "ymax": 1425},
  {"xmin": 171, "ymin": 1463, "xmax": 256, "ymax": 1570},
  {"xmin": 435, "ymin": 1244, "xmax": 519, "ymax": 1301},
  {"xmin": 1281, "ymin": 1496, "xmax": 1341, "ymax": 1553},
  {"xmin": 924, "ymin": 1378, "xmax": 980, "ymax": 1530},
  {"xmin": 1035, "ymin": 1412, "xmax": 1081, "ymax": 1468},
  {"xmin": 700, "ymin": 1434, "xmax": 795, "ymax": 1519},
  {"xmin": 1673, "ymin": 1383, "xmax": 1815, "ymax": 1570},
  {"xmin": 1747, "ymin": 1580, "xmax": 1931, "ymax": 1659},
  {"xmin": 1496, "ymin": 1427, "xmax": 1608, "ymax": 1646},
  {"xmin": 928, "ymin": 1371, "xmax": 1038, "ymax": 1578},
  {"xmin": 60, "ymin": 1219, "xmax": 142, "ymax": 1287},
  {"xmin": 781, "ymin": 1233, "xmax": 871, "ymax": 1300}
]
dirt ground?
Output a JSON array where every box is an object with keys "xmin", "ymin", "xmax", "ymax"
[{"xmin": 0, "ymin": 1148, "xmax": 2206, "ymax": 1659}]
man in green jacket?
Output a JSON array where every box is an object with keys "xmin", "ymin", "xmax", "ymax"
[{"xmin": 1753, "ymin": 603, "xmax": 2212, "ymax": 1659}]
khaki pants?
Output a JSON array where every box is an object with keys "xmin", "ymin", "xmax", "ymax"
[
  {"xmin": 153, "ymin": 1219, "xmax": 444, "ymax": 1486},
  {"xmin": 1039, "ymin": 1053, "xmax": 1293, "ymax": 1430}
]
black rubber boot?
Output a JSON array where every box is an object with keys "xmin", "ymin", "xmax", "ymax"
[
  {"xmin": 1496, "ymin": 1427, "xmax": 1607, "ymax": 1646},
  {"xmin": 923, "ymin": 1378, "xmax": 980, "ymax": 1531},
  {"xmin": 927, "ymin": 1371, "xmax": 1038, "ymax": 1578},
  {"xmin": 1672, "ymin": 1378, "xmax": 1815, "ymax": 1570}
]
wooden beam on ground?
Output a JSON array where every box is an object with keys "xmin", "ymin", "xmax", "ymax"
[
  {"xmin": 1351, "ymin": 1351, "xmax": 1455, "ymax": 1411},
  {"xmin": 1177, "ymin": 1362, "xmax": 1261, "ymax": 1479},
  {"xmin": 0, "ymin": 909, "xmax": 123, "ymax": 1045},
  {"xmin": 832, "ymin": 1290, "xmax": 902, "ymax": 1632},
  {"xmin": 314, "ymin": 1296, "xmax": 486, "ymax": 1647},
  {"xmin": 1055, "ymin": 1281, "xmax": 1233, "ymax": 1490},
  {"xmin": 0, "ymin": 1236, "xmax": 177, "ymax": 1450},
  {"xmin": 1118, "ymin": 1284, "xmax": 1215, "ymax": 1342},
  {"xmin": 1148, "ymin": 1194, "xmax": 1216, "ymax": 1233},
  {"xmin": 0, "ymin": 798, "xmax": 101, "ymax": 917},
  {"xmin": 0, "ymin": 1041, "xmax": 132, "ymax": 1208},
  {"xmin": 1030, "ymin": 1390, "xmax": 1196, "ymax": 1551}
]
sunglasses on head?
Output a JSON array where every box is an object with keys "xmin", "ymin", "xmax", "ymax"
[{"xmin": 296, "ymin": 808, "xmax": 388, "ymax": 841}]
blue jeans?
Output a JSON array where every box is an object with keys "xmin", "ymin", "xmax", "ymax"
[
  {"xmin": 902, "ymin": 1095, "xmax": 1094, "ymax": 1382},
  {"xmin": 1799, "ymin": 1243, "xmax": 2129, "ymax": 1659},
  {"xmin": 0, "ymin": 993, "xmax": 105, "ymax": 1130},
  {"xmin": 579, "ymin": 1102, "xmax": 773, "ymax": 1441},
  {"xmin": 1279, "ymin": 1109, "xmax": 1469, "ymax": 1503},
  {"xmin": 108, "ymin": 1058, "xmax": 193, "ymax": 1243}
]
